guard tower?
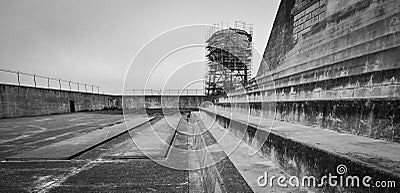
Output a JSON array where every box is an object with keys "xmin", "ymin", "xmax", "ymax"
[{"xmin": 205, "ymin": 21, "xmax": 253, "ymax": 97}]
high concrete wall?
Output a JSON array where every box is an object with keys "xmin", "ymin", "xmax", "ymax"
[
  {"xmin": 0, "ymin": 84, "xmax": 207, "ymax": 118},
  {"xmin": 0, "ymin": 84, "xmax": 119, "ymax": 118},
  {"xmin": 218, "ymin": 0, "xmax": 400, "ymax": 142},
  {"xmin": 122, "ymin": 95, "xmax": 207, "ymax": 109}
]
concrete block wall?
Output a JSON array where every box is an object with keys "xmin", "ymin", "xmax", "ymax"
[{"xmin": 0, "ymin": 84, "xmax": 119, "ymax": 118}]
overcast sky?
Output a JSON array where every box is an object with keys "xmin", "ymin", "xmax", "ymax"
[{"xmin": 0, "ymin": 0, "xmax": 280, "ymax": 94}]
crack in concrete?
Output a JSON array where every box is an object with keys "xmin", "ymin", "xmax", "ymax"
[{"xmin": 31, "ymin": 160, "xmax": 100, "ymax": 193}]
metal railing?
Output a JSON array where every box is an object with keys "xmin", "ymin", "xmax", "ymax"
[
  {"xmin": 130, "ymin": 89, "xmax": 206, "ymax": 96},
  {"xmin": 0, "ymin": 69, "xmax": 101, "ymax": 94}
]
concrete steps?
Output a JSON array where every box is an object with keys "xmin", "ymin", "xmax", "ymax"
[{"xmin": 200, "ymin": 108, "xmax": 400, "ymax": 192}]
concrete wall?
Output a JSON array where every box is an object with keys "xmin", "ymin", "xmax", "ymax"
[
  {"xmin": 218, "ymin": 100, "xmax": 400, "ymax": 142},
  {"xmin": 0, "ymin": 84, "xmax": 207, "ymax": 118},
  {"xmin": 0, "ymin": 84, "xmax": 119, "ymax": 118},
  {"xmin": 218, "ymin": 0, "xmax": 400, "ymax": 142},
  {"xmin": 122, "ymin": 95, "xmax": 207, "ymax": 110}
]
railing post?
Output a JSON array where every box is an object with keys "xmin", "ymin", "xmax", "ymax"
[
  {"xmin": 59, "ymin": 79, "xmax": 62, "ymax": 90},
  {"xmin": 33, "ymin": 74, "xmax": 37, "ymax": 88},
  {"xmin": 69, "ymin": 81, "xmax": 71, "ymax": 91},
  {"xmin": 91, "ymin": 85, "xmax": 93, "ymax": 94},
  {"xmin": 77, "ymin": 83, "xmax": 80, "ymax": 92},
  {"xmin": 47, "ymin": 78, "xmax": 50, "ymax": 89},
  {"xmin": 85, "ymin": 84, "xmax": 87, "ymax": 92},
  {"xmin": 17, "ymin": 71, "xmax": 20, "ymax": 86}
]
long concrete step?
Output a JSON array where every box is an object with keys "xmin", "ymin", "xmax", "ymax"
[
  {"xmin": 201, "ymin": 108, "xmax": 400, "ymax": 193},
  {"xmin": 195, "ymin": 112, "xmax": 312, "ymax": 193},
  {"xmin": 6, "ymin": 116, "xmax": 155, "ymax": 161}
]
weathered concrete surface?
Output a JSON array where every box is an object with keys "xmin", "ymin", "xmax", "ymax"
[
  {"xmin": 0, "ymin": 83, "xmax": 208, "ymax": 118},
  {"xmin": 191, "ymin": 112, "xmax": 255, "ymax": 193},
  {"xmin": 202, "ymin": 107, "xmax": 400, "ymax": 192},
  {"xmin": 0, "ymin": 114, "xmax": 190, "ymax": 192},
  {"xmin": 104, "ymin": 115, "xmax": 181, "ymax": 159},
  {"xmin": 55, "ymin": 116, "xmax": 190, "ymax": 193},
  {"xmin": 0, "ymin": 161, "xmax": 89, "ymax": 193},
  {"xmin": 0, "ymin": 84, "xmax": 120, "ymax": 118},
  {"xmin": 219, "ymin": 0, "xmax": 400, "ymax": 142},
  {"xmin": 6, "ymin": 115, "xmax": 154, "ymax": 160},
  {"xmin": 0, "ymin": 109, "xmax": 327, "ymax": 192},
  {"xmin": 102, "ymin": 112, "xmax": 256, "ymax": 192},
  {"xmin": 198, "ymin": 111, "xmax": 312, "ymax": 192},
  {"xmin": 219, "ymin": 99, "xmax": 400, "ymax": 142},
  {"xmin": 0, "ymin": 112, "xmax": 125, "ymax": 160},
  {"xmin": 122, "ymin": 95, "xmax": 207, "ymax": 109},
  {"xmin": 51, "ymin": 160, "xmax": 189, "ymax": 193}
]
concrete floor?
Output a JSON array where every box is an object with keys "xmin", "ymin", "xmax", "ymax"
[
  {"xmin": 0, "ymin": 111, "xmax": 317, "ymax": 192},
  {"xmin": 0, "ymin": 112, "xmax": 189, "ymax": 192},
  {"xmin": 0, "ymin": 112, "xmax": 125, "ymax": 160}
]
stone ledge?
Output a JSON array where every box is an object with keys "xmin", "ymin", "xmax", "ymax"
[{"xmin": 201, "ymin": 108, "xmax": 400, "ymax": 192}]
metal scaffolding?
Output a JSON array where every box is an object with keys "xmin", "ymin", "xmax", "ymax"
[{"xmin": 205, "ymin": 21, "xmax": 253, "ymax": 97}]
